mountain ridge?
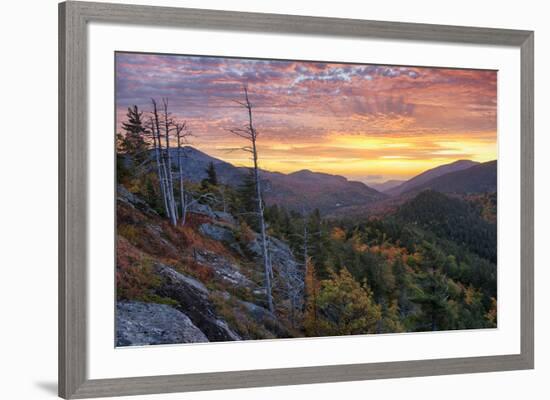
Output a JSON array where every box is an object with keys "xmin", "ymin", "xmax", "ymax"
[
  {"xmin": 141, "ymin": 147, "xmax": 495, "ymax": 215},
  {"xmin": 369, "ymin": 179, "xmax": 406, "ymax": 192},
  {"xmin": 386, "ymin": 159, "xmax": 480, "ymax": 196},
  {"xmin": 402, "ymin": 160, "xmax": 497, "ymax": 195},
  {"xmin": 161, "ymin": 146, "xmax": 386, "ymax": 214}
]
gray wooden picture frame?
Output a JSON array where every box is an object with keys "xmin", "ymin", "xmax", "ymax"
[{"xmin": 59, "ymin": 1, "xmax": 534, "ymax": 398}]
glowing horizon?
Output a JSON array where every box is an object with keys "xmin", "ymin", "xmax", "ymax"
[{"xmin": 116, "ymin": 52, "xmax": 497, "ymax": 184}]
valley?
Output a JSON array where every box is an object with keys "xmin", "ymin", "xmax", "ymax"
[{"xmin": 116, "ymin": 145, "xmax": 498, "ymax": 345}]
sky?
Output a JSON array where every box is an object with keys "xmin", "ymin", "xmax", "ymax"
[{"xmin": 115, "ymin": 52, "xmax": 497, "ymax": 183}]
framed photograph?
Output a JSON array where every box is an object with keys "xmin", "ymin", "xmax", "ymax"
[{"xmin": 59, "ymin": 1, "xmax": 534, "ymax": 398}]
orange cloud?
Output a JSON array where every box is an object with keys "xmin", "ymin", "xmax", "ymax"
[{"xmin": 116, "ymin": 53, "xmax": 497, "ymax": 183}]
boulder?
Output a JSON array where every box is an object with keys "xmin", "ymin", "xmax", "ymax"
[
  {"xmin": 116, "ymin": 301, "xmax": 208, "ymax": 346},
  {"xmin": 239, "ymin": 299, "xmax": 277, "ymax": 323},
  {"xmin": 213, "ymin": 211, "xmax": 237, "ymax": 226},
  {"xmin": 194, "ymin": 249, "xmax": 255, "ymax": 288},
  {"xmin": 154, "ymin": 263, "xmax": 241, "ymax": 342},
  {"xmin": 199, "ymin": 223, "xmax": 236, "ymax": 244},
  {"xmin": 187, "ymin": 202, "xmax": 216, "ymax": 219}
]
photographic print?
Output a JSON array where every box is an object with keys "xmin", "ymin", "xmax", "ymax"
[{"xmin": 115, "ymin": 52, "xmax": 497, "ymax": 347}]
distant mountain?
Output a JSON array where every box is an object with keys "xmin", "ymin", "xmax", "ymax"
[
  {"xmin": 263, "ymin": 169, "xmax": 386, "ymax": 213},
  {"xmin": 386, "ymin": 160, "xmax": 480, "ymax": 196},
  {"xmin": 369, "ymin": 180, "xmax": 406, "ymax": 192},
  {"xmin": 167, "ymin": 146, "xmax": 246, "ymax": 185},
  {"xmin": 163, "ymin": 146, "xmax": 386, "ymax": 214},
  {"xmin": 403, "ymin": 160, "xmax": 497, "ymax": 195}
]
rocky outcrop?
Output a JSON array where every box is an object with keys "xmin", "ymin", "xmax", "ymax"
[
  {"xmin": 188, "ymin": 203, "xmax": 237, "ymax": 226},
  {"xmin": 199, "ymin": 223, "xmax": 236, "ymax": 243},
  {"xmin": 154, "ymin": 263, "xmax": 241, "ymax": 341},
  {"xmin": 247, "ymin": 235, "xmax": 300, "ymax": 278},
  {"xmin": 117, "ymin": 185, "xmax": 158, "ymax": 216},
  {"xmin": 187, "ymin": 202, "xmax": 216, "ymax": 219},
  {"xmin": 194, "ymin": 249, "xmax": 255, "ymax": 288},
  {"xmin": 116, "ymin": 301, "xmax": 208, "ymax": 346},
  {"xmin": 215, "ymin": 291, "xmax": 292, "ymax": 339},
  {"xmin": 116, "ymin": 185, "xmax": 301, "ymax": 346},
  {"xmin": 213, "ymin": 211, "xmax": 237, "ymax": 226},
  {"xmin": 239, "ymin": 298, "xmax": 291, "ymax": 338}
]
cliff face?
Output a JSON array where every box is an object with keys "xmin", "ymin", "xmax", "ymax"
[{"xmin": 115, "ymin": 185, "xmax": 298, "ymax": 347}]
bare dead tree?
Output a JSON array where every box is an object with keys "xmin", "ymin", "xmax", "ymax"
[
  {"xmin": 286, "ymin": 207, "xmax": 324, "ymax": 322},
  {"xmin": 175, "ymin": 121, "xmax": 192, "ymax": 225},
  {"xmin": 227, "ymin": 85, "xmax": 274, "ymax": 313},
  {"xmin": 216, "ymin": 185, "xmax": 228, "ymax": 213},
  {"xmin": 149, "ymin": 100, "xmax": 171, "ymax": 220},
  {"xmin": 277, "ymin": 251, "xmax": 305, "ymax": 328},
  {"xmin": 161, "ymin": 98, "xmax": 178, "ymax": 225}
]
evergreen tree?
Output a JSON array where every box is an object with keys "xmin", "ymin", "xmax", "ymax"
[
  {"xmin": 202, "ymin": 161, "xmax": 218, "ymax": 187},
  {"xmin": 236, "ymin": 169, "xmax": 259, "ymax": 230},
  {"xmin": 308, "ymin": 209, "xmax": 331, "ymax": 279},
  {"xmin": 303, "ymin": 259, "xmax": 320, "ymax": 336},
  {"xmin": 411, "ymin": 242, "xmax": 451, "ymax": 331},
  {"xmin": 120, "ymin": 105, "xmax": 149, "ymax": 164}
]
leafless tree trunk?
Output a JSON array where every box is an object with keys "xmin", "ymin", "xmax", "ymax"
[
  {"xmin": 217, "ymin": 186, "xmax": 228, "ymax": 213},
  {"xmin": 149, "ymin": 101, "xmax": 171, "ymax": 219},
  {"xmin": 278, "ymin": 251, "xmax": 304, "ymax": 328},
  {"xmin": 161, "ymin": 98, "xmax": 178, "ymax": 225},
  {"xmin": 175, "ymin": 121, "xmax": 191, "ymax": 225},
  {"xmin": 228, "ymin": 85, "xmax": 274, "ymax": 313}
]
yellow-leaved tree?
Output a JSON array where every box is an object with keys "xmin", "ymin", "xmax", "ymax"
[{"xmin": 305, "ymin": 266, "xmax": 382, "ymax": 337}]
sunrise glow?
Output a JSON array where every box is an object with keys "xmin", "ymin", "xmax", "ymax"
[{"xmin": 116, "ymin": 53, "xmax": 497, "ymax": 184}]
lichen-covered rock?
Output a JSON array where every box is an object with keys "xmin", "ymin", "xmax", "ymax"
[
  {"xmin": 117, "ymin": 185, "xmax": 158, "ymax": 216},
  {"xmin": 194, "ymin": 249, "xmax": 255, "ymax": 288},
  {"xmin": 155, "ymin": 263, "xmax": 209, "ymax": 293},
  {"xmin": 199, "ymin": 223, "xmax": 236, "ymax": 243},
  {"xmin": 268, "ymin": 237, "xmax": 301, "ymax": 277},
  {"xmin": 247, "ymin": 235, "xmax": 300, "ymax": 279},
  {"xmin": 116, "ymin": 301, "xmax": 208, "ymax": 346},
  {"xmin": 187, "ymin": 202, "xmax": 216, "ymax": 218},
  {"xmin": 213, "ymin": 211, "xmax": 237, "ymax": 226},
  {"xmin": 154, "ymin": 263, "xmax": 241, "ymax": 342}
]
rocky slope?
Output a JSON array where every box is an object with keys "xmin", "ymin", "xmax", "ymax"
[{"xmin": 116, "ymin": 185, "xmax": 297, "ymax": 347}]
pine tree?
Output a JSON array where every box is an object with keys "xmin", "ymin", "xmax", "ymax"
[
  {"xmin": 308, "ymin": 209, "xmax": 331, "ymax": 279},
  {"xmin": 303, "ymin": 259, "xmax": 320, "ymax": 336},
  {"xmin": 202, "ymin": 161, "xmax": 218, "ymax": 188},
  {"xmin": 412, "ymin": 242, "xmax": 451, "ymax": 331},
  {"xmin": 236, "ymin": 169, "xmax": 259, "ymax": 230},
  {"xmin": 120, "ymin": 105, "xmax": 149, "ymax": 164}
]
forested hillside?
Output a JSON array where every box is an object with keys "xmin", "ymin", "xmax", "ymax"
[
  {"xmin": 402, "ymin": 161, "xmax": 497, "ymax": 195},
  {"xmin": 386, "ymin": 160, "xmax": 480, "ymax": 196}
]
